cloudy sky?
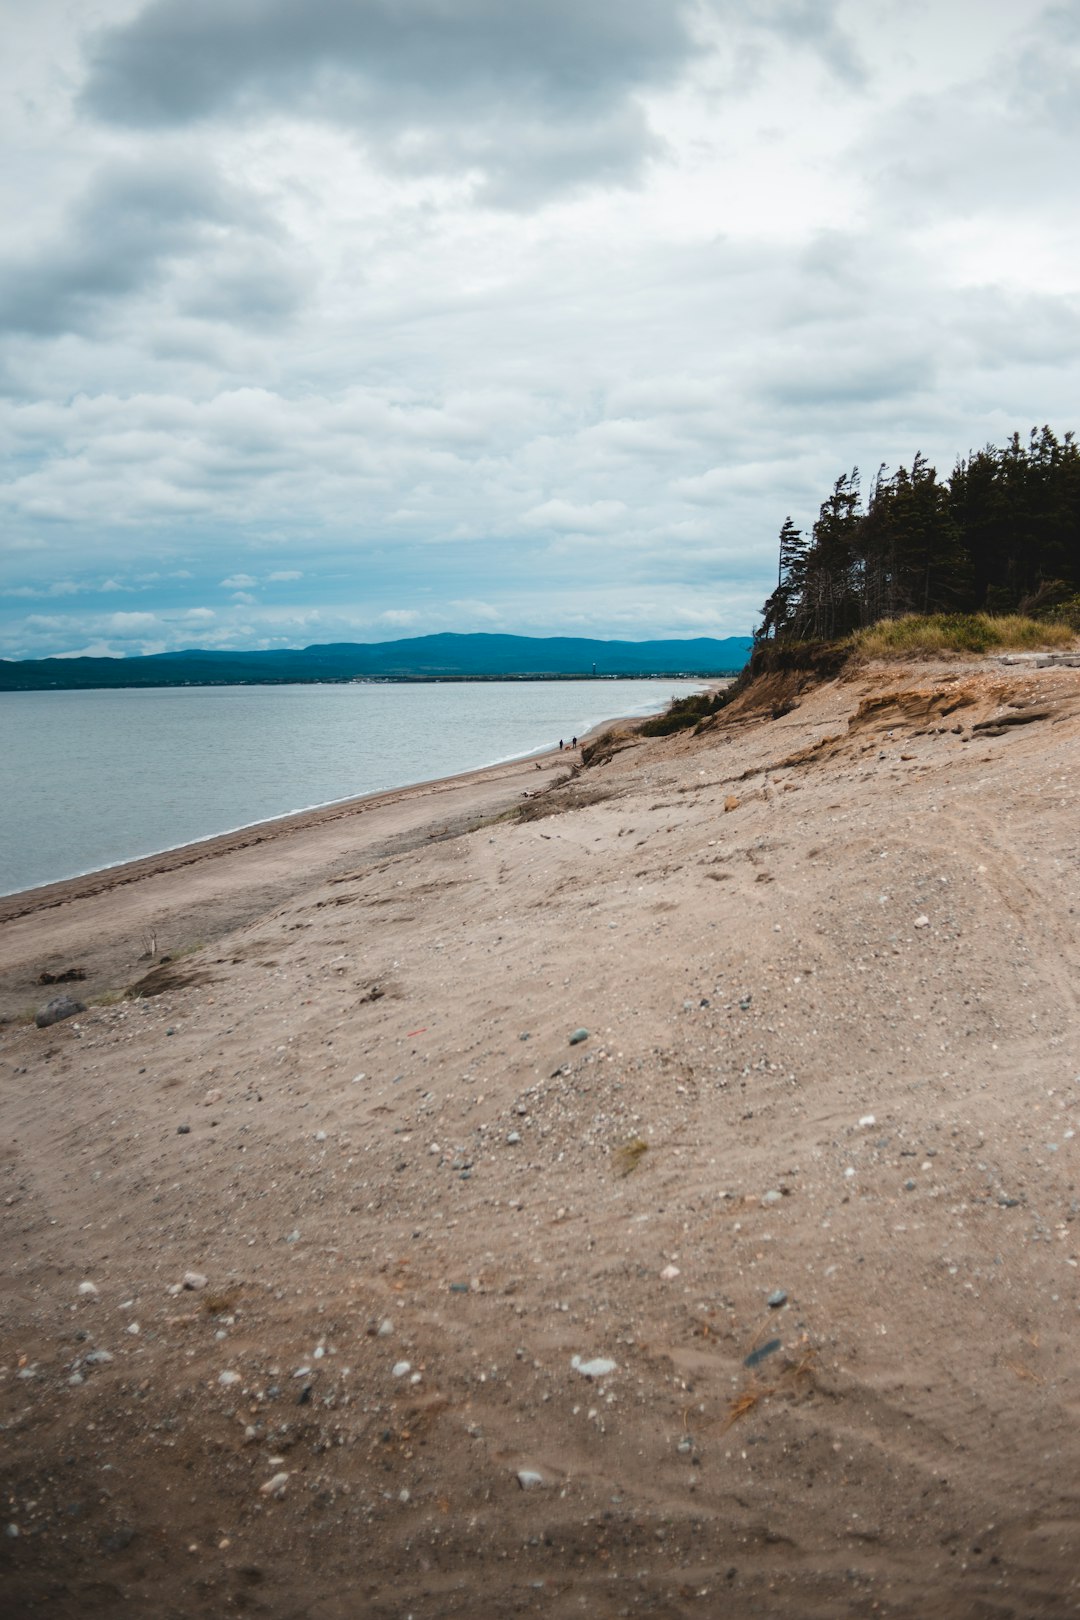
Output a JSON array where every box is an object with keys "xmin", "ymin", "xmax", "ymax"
[{"xmin": 2, "ymin": 0, "xmax": 1077, "ymax": 659}]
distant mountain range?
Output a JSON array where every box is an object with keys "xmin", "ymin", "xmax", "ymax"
[{"xmin": 0, "ymin": 633, "xmax": 753, "ymax": 691}]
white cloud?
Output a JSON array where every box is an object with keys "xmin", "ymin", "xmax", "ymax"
[
  {"xmin": 53, "ymin": 641, "xmax": 124, "ymax": 659},
  {"xmin": 522, "ymin": 499, "xmax": 628, "ymax": 533}
]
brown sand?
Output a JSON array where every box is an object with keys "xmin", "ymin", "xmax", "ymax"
[{"xmin": 2, "ymin": 654, "xmax": 1079, "ymax": 1618}]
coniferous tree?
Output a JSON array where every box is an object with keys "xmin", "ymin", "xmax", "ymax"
[{"xmin": 759, "ymin": 426, "xmax": 1079, "ymax": 642}]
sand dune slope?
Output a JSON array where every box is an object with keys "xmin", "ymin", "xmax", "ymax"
[{"xmin": 2, "ymin": 654, "xmax": 1079, "ymax": 1618}]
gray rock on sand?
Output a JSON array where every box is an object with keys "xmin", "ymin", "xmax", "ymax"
[{"xmin": 35, "ymin": 995, "xmax": 86, "ymax": 1028}]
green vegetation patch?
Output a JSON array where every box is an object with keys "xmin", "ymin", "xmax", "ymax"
[
  {"xmin": 848, "ymin": 613, "xmax": 1076, "ymax": 659},
  {"xmin": 641, "ymin": 690, "xmax": 731, "ymax": 736}
]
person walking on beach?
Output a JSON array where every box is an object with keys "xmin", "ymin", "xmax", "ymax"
[{"xmin": 559, "ymin": 739, "xmax": 564, "ymax": 750}]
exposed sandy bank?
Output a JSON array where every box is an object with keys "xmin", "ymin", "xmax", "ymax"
[{"xmin": 2, "ymin": 652, "xmax": 1079, "ymax": 1618}]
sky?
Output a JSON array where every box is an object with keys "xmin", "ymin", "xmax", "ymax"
[{"xmin": 2, "ymin": 0, "xmax": 1078, "ymax": 660}]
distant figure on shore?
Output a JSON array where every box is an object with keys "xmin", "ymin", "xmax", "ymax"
[
  {"xmin": 572, "ymin": 736, "xmax": 577, "ymax": 749},
  {"xmin": 559, "ymin": 739, "xmax": 564, "ymax": 750}
]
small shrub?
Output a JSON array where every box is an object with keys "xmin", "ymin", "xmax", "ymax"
[{"xmin": 641, "ymin": 689, "xmax": 732, "ymax": 736}]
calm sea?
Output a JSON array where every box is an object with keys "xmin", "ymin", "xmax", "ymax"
[{"xmin": 0, "ymin": 679, "xmax": 704, "ymax": 897}]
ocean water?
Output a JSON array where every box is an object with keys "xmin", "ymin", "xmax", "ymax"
[{"xmin": 0, "ymin": 678, "xmax": 704, "ymax": 897}]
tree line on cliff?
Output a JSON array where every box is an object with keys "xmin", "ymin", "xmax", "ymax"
[{"xmin": 756, "ymin": 426, "xmax": 1080, "ymax": 642}]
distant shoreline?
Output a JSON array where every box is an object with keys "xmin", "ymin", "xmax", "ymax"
[
  {"xmin": 0, "ymin": 630, "xmax": 753, "ymax": 692},
  {"xmin": 0, "ymin": 669, "xmax": 744, "ymax": 694}
]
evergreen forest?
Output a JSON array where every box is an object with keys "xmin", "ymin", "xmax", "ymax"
[{"xmin": 757, "ymin": 426, "xmax": 1080, "ymax": 642}]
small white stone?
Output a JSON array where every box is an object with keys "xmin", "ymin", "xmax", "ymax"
[
  {"xmin": 377, "ymin": 1318, "xmax": 394, "ymax": 1338},
  {"xmin": 570, "ymin": 1355, "xmax": 617, "ymax": 1379},
  {"xmin": 913, "ymin": 915, "xmax": 930, "ymax": 929},
  {"xmin": 392, "ymin": 1360, "xmax": 412, "ymax": 1378},
  {"xmin": 218, "ymin": 1370, "xmax": 241, "ymax": 1387},
  {"xmin": 516, "ymin": 1469, "xmax": 547, "ymax": 1490},
  {"xmin": 314, "ymin": 1131, "xmax": 327, "ymax": 1142},
  {"xmin": 183, "ymin": 1271, "xmax": 208, "ymax": 1291},
  {"xmin": 126, "ymin": 1322, "xmax": 140, "ymax": 1335},
  {"xmin": 259, "ymin": 1472, "xmax": 289, "ymax": 1497},
  {"xmin": 77, "ymin": 1281, "xmax": 99, "ymax": 1298},
  {"xmin": 660, "ymin": 1265, "xmax": 680, "ymax": 1281},
  {"xmin": 859, "ymin": 1115, "xmax": 876, "ymax": 1128}
]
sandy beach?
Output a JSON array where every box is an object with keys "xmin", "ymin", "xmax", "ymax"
[
  {"xmin": 2, "ymin": 650, "xmax": 1080, "ymax": 1618},
  {"xmin": 0, "ymin": 745, "xmax": 578, "ymax": 1023}
]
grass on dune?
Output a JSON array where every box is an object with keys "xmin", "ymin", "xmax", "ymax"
[{"xmin": 848, "ymin": 613, "xmax": 1077, "ymax": 659}]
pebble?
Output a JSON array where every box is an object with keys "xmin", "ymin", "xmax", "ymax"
[
  {"xmin": 285, "ymin": 1230, "xmax": 300, "ymax": 1244},
  {"xmin": 859, "ymin": 1114, "xmax": 876, "ymax": 1128},
  {"xmin": 377, "ymin": 1318, "xmax": 394, "ymax": 1336},
  {"xmin": 183, "ymin": 1271, "xmax": 208, "ymax": 1291},
  {"xmin": 176, "ymin": 1125, "xmax": 191, "ymax": 1135},
  {"xmin": 84, "ymin": 1349, "xmax": 114, "ymax": 1365},
  {"xmin": 314, "ymin": 1131, "xmax": 327, "ymax": 1143},
  {"xmin": 259, "ymin": 1473, "xmax": 289, "ymax": 1498},
  {"xmin": 766, "ymin": 1289, "xmax": 788, "ymax": 1308},
  {"xmin": 913, "ymin": 915, "xmax": 930, "ymax": 929},
  {"xmin": 392, "ymin": 1361, "xmax": 412, "ymax": 1378},
  {"xmin": 761, "ymin": 1190, "xmax": 783, "ymax": 1206},
  {"xmin": 660, "ymin": 1264, "xmax": 680, "ymax": 1280},
  {"xmin": 569, "ymin": 1028, "xmax": 589, "ymax": 1045},
  {"xmin": 126, "ymin": 1322, "xmax": 140, "ymax": 1336},
  {"xmin": 203, "ymin": 1089, "xmax": 222, "ymax": 1106},
  {"xmin": 904, "ymin": 1179, "xmax": 917, "ymax": 1191},
  {"xmin": 218, "ymin": 1370, "xmax": 241, "ymax": 1387},
  {"xmin": 506, "ymin": 1131, "xmax": 522, "ymax": 1145},
  {"xmin": 516, "ymin": 1469, "xmax": 548, "ymax": 1490},
  {"xmin": 77, "ymin": 1281, "xmax": 99, "ymax": 1298},
  {"xmin": 570, "ymin": 1355, "xmax": 617, "ymax": 1379}
]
